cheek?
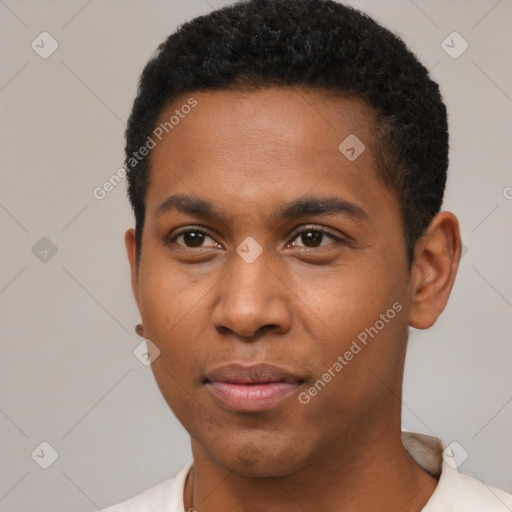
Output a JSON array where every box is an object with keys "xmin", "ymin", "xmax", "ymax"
[
  {"xmin": 292, "ymin": 256, "xmax": 402, "ymax": 339},
  {"xmin": 137, "ymin": 259, "xmax": 212, "ymax": 401},
  {"xmin": 150, "ymin": 356, "xmax": 223, "ymax": 440},
  {"xmin": 291, "ymin": 262, "xmax": 407, "ymax": 405},
  {"xmin": 137, "ymin": 252, "xmax": 214, "ymax": 339},
  {"xmin": 296, "ymin": 320, "xmax": 407, "ymax": 424}
]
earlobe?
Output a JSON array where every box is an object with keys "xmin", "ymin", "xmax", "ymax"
[
  {"xmin": 408, "ymin": 211, "xmax": 461, "ymax": 330},
  {"xmin": 125, "ymin": 228, "xmax": 140, "ymax": 309}
]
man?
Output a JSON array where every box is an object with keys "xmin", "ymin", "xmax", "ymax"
[{"xmin": 105, "ymin": 0, "xmax": 512, "ymax": 510}]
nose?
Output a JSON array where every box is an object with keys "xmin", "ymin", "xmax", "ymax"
[{"xmin": 211, "ymin": 249, "xmax": 292, "ymax": 340}]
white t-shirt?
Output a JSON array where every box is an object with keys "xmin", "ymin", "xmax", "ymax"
[{"xmin": 103, "ymin": 432, "xmax": 512, "ymax": 511}]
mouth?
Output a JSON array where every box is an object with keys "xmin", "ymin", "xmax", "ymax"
[{"xmin": 204, "ymin": 363, "xmax": 305, "ymax": 412}]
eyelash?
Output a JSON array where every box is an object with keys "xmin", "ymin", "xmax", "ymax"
[{"xmin": 167, "ymin": 224, "xmax": 345, "ymax": 250}]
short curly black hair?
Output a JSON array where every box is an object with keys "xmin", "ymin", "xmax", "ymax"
[{"xmin": 124, "ymin": 0, "xmax": 448, "ymax": 267}]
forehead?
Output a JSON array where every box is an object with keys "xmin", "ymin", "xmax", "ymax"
[
  {"xmin": 152, "ymin": 87, "xmax": 376, "ymax": 162},
  {"xmin": 145, "ymin": 87, "xmax": 390, "ymax": 219}
]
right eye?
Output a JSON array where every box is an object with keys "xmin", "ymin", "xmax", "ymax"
[{"xmin": 167, "ymin": 227, "xmax": 222, "ymax": 249}]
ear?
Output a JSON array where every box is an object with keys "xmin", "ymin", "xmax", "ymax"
[
  {"xmin": 125, "ymin": 228, "xmax": 140, "ymax": 310},
  {"xmin": 408, "ymin": 211, "xmax": 461, "ymax": 329}
]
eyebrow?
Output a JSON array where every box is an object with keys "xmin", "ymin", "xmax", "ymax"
[{"xmin": 154, "ymin": 194, "xmax": 368, "ymax": 222}]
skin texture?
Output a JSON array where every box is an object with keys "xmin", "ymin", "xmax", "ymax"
[{"xmin": 125, "ymin": 87, "xmax": 461, "ymax": 511}]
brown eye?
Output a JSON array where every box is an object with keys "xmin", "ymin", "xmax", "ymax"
[
  {"xmin": 290, "ymin": 228, "xmax": 339, "ymax": 248},
  {"xmin": 168, "ymin": 228, "xmax": 220, "ymax": 248}
]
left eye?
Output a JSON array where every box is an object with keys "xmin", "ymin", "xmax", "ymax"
[{"xmin": 288, "ymin": 228, "xmax": 339, "ymax": 248}]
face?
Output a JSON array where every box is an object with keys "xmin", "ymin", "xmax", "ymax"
[{"xmin": 127, "ymin": 87, "xmax": 417, "ymax": 477}]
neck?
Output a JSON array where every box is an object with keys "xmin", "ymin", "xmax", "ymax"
[{"xmin": 184, "ymin": 420, "xmax": 437, "ymax": 512}]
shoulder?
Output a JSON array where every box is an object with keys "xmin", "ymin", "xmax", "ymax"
[
  {"xmin": 419, "ymin": 454, "xmax": 512, "ymax": 511},
  {"xmin": 442, "ymin": 470, "xmax": 512, "ymax": 511},
  {"xmin": 102, "ymin": 461, "xmax": 193, "ymax": 512},
  {"xmin": 102, "ymin": 478, "xmax": 175, "ymax": 512},
  {"xmin": 401, "ymin": 432, "xmax": 512, "ymax": 511}
]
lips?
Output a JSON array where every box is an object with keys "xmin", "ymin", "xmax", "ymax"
[{"xmin": 204, "ymin": 363, "xmax": 304, "ymax": 412}]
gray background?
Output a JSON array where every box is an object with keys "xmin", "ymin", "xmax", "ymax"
[{"xmin": 0, "ymin": 0, "xmax": 511, "ymax": 510}]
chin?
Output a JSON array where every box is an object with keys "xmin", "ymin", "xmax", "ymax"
[{"xmin": 201, "ymin": 433, "xmax": 309, "ymax": 478}]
